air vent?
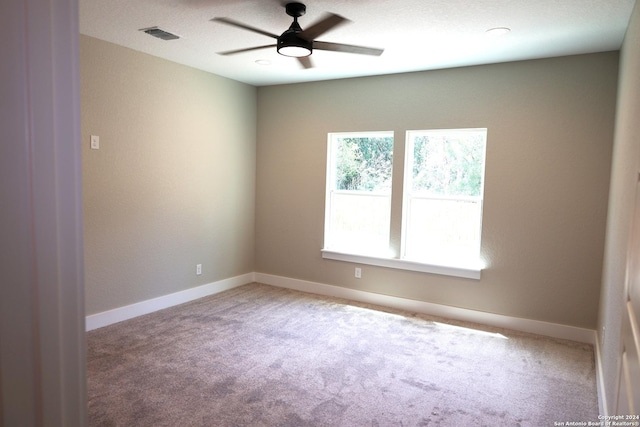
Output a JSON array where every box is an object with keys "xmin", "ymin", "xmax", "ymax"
[{"xmin": 140, "ymin": 27, "xmax": 180, "ymax": 41}]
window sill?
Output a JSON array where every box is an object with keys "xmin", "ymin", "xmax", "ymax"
[{"xmin": 321, "ymin": 250, "xmax": 482, "ymax": 280}]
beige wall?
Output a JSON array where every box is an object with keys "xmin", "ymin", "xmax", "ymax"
[
  {"xmin": 81, "ymin": 36, "xmax": 257, "ymax": 315},
  {"xmin": 598, "ymin": 0, "xmax": 640, "ymax": 413},
  {"xmin": 256, "ymin": 52, "xmax": 618, "ymax": 329},
  {"xmin": 80, "ymin": 33, "xmax": 620, "ymax": 331}
]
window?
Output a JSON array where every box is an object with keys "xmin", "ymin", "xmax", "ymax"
[
  {"xmin": 323, "ymin": 128, "xmax": 487, "ymax": 279},
  {"xmin": 324, "ymin": 132, "xmax": 394, "ymax": 256},
  {"xmin": 403, "ymin": 129, "xmax": 487, "ymax": 265}
]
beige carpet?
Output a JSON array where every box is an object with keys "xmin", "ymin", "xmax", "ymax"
[{"xmin": 87, "ymin": 283, "xmax": 598, "ymax": 426}]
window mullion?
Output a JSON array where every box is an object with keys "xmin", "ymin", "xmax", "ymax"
[
  {"xmin": 400, "ymin": 133, "xmax": 414, "ymax": 260},
  {"xmin": 389, "ymin": 130, "xmax": 406, "ymax": 259}
]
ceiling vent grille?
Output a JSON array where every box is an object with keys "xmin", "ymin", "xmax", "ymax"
[{"xmin": 140, "ymin": 27, "xmax": 180, "ymax": 41}]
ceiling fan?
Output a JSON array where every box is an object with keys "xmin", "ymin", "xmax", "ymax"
[{"xmin": 211, "ymin": 2, "xmax": 384, "ymax": 68}]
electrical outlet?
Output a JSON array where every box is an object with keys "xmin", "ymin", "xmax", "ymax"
[
  {"xmin": 355, "ymin": 267, "xmax": 362, "ymax": 279},
  {"xmin": 196, "ymin": 264, "xmax": 202, "ymax": 275},
  {"xmin": 90, "ymin": 135, "xmax": 100, "ymax": 150}
]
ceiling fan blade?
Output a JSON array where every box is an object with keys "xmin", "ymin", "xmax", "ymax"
[
  {"xmin": 299, "ymin": 13, "xmax": 349, "ymax": 41},
  {"xmin": 313, "ymin": 41, "xmax": 384, "ymax": 56},
  {"xmin": 211, "ymin": 17, "xmax": 279, "ymax": 39},
  {"xmin": 218, "ymin": 44, "xmax": 276, "ymax": 55},
  {"xmin": 297, "ymin": 56, "xmax": 313, "ymax": 69}
]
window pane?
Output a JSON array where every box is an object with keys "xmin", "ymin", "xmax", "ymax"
[
  {"xmin": 404, "ymin": 129, "xmax": 486, "ymax": 264},
  {"xmin": 334, "ymin": 136, "xmax": 393, "ymax": 191},
  {"xmin": 405, "ymin": 197, "xmax": 482, "ymax": 261},
  {"xmin": 411, "ymin": 131, "xmax": 485, "ymax": 197},
  {"xmin": 329, "ymin": 192, "xmax": 391, "ymax": 253},
  {"xmin": 325, "ymin": 132, "xmax": 393, "ymax": 255}
]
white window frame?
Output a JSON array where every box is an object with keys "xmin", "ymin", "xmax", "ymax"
[
  {"xmin": 401, "ymin": 128, "xmax": 487, "ymax": 266},
  {"xmin": 322, "ymin": 128, "xmax": 487, "ymax": 280},
  {"xmin": 323, "ymin": 131, "xmax": 394, "ymax": 257}
]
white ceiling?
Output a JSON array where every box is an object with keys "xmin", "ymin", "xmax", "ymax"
[{"xmin": 79, "ymin": 0, "xmax": 636, "ymax": 87}]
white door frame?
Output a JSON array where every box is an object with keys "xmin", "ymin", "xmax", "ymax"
[
  {"xmin": 616, "ymin": 174, "xmax": 640, "ymax": 414},
  {"xmin": 0, "ymin": 0, "xmax": 86, "ymax": 425}
]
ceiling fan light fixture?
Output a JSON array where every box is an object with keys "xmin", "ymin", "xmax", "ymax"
[
  {"xmin": 277, "ymin": 32, "xmax": 313, "ymax": 57},
  {"xmin": 278, "ymin": 44, "xmax": 312, "ymax": 57}
]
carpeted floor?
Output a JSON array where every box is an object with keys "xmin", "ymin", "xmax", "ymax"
[{"xmin": 87, "ymin": 283, "xmax": 598, "ymax": 426}]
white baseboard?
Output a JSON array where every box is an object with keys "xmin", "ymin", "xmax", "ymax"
[
  {"xmin": 86, "ymin": 271, "xmax": 596, "ymax": 345},
  {"xmin": 85, "ymin": 273, "xmax": 255, "ymax": 331},
  {"xmin": 255, "ymin": 273, "xmax": 596, "ymax": 344}
]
